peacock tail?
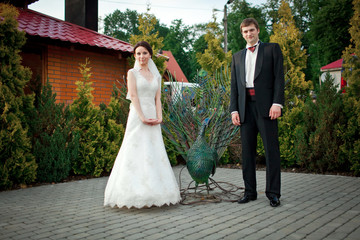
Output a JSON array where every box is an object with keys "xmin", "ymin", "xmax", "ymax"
[{"xmin": 162, "ymin": 67, "xmax": 239, "ymax": 184}]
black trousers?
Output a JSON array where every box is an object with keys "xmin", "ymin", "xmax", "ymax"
[{"xmin": 240, "ymin": 100, "xmax": 281, "ymax": 199}]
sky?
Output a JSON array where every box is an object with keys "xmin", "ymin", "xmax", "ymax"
[{"xmin": 29, "ymin": 0, "xmax": 267, "ymax": 31}]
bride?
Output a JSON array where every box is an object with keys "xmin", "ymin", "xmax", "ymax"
[{"xmin": 104, "ymin": 41, "xmax": 181, "ymax": 209}]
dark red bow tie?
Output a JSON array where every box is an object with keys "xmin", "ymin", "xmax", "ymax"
[{"xmin": 248, "ymin": 46, "xmax": 256, "ymax": 52}]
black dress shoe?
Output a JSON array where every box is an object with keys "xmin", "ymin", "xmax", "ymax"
[
  {"xmin": 269, "ymin": 196, "xmax": 280, "ymax": 207},
  {"xmin": 238, "ymin": 194, "xmax": 257, "ymax": 204}
]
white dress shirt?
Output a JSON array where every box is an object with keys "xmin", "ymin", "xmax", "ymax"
[{"xmin": 245, "ymin": 43, "xmax": 259, "ymax": 88}]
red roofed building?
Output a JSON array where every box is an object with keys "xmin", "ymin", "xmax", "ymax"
[
  {"xmin": 320, "ymin": 58, "xmax": 347, "ymax": 92},
  {"xmin": 162, "ymin": 51, "xmax": 189, "ymax": 83},
  {"xmin": 16, "ymin": 7, "xmax": 133, "ymax": 105}
]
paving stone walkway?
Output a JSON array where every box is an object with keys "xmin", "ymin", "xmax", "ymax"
[{"xmin": 0, "ymin": 166, "xmax": 359, "ymax": 240}]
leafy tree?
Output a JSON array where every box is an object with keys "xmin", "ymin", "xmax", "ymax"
[
  {"xmin": 307, "ymin": 0, "xmax": 353, "ymax": 83},
  {"xmin": 103, "ymin": 9, "xmax": 140, "ymax": 42},
  {"xmin": 163, "ymin": 19, "xmax": 193, "ymax": 80},
  {"xmin": 192, "ymin": 29, "xmax": 208, "ymax": 55},
  {"xmin": 263, "ymin": 0, "xmax": 280, "ymax": 30},
  {"xmin": 227, "ymin": 0, "xmax": 269, "ymax": 53},
  {"xmin": 264, "ymin": 0, "xmax": 310, "ymax": 34},
  {"xmin": 291, "ymin": 0, "xmax": 310, "ymax": 33},
  {"xmin": 130, "ymin": 12, "xmax": 167, "ymax": 75},
  {"xmin": 154, "ymin": 20, "xmax": 170, "ymax": 40},
  {"xmin": 340, "ymin": 0, "xmax": 360, "ymax": 175},
  {"xmin": 263, "ymin": 0, "xmax": 353, "ymax": 84},
  {"xmin": 0, "ymin": 4, "xmax": 37, "ymax": 190},
  {"xmin": 103, "ymin": 8, "xmax": 169, "ymax": 41},
  {"xmin": 188, "ymin": 24, "xmax": 208, "ymax": 80},
  {"xmin": 196, "ymin": 15, "xmax": 232, "ymax": 74}
]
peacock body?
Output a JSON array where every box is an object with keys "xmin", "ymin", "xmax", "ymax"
[{"xmin": 186, "ymin": 119, "xmax": 218, "ymax": 192}]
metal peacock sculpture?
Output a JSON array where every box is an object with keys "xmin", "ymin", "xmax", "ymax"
[
  {"xmin": 186, "ymin": 117, "xmax": 218, "ymax": 193},
  {"xmin": 161, "ymin": 67, "xmax": 239, "ymax": 193}
]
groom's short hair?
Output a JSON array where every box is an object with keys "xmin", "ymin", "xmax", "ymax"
[{"xmin": 240, "ymin": 18, "xmax": 259, "ymax": 32}]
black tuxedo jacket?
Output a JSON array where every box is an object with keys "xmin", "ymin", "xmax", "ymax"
[{"xmin": 230, "ymin": 42, "xmax": 285, "ymax": 123}]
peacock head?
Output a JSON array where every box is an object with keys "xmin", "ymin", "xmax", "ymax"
[{"xmin": 199, "ymin": 108, "xmax": 217, "ymax": 136}]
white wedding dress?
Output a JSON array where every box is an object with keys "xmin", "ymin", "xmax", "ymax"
[{"xmin": 104, "ymin": 63, "xmax": 181, "ymax": 209}]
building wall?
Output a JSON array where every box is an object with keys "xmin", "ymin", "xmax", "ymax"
[
  {"xmin": 320, "ymin": 69, "xmax": 342, "ymax": 92},
  {"xmin": 46, "ymin": 45, "xmax": 128, "ymax": 105}
]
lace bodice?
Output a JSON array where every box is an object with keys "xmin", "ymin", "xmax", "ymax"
[{"xmin": 128, "ymin": 68, "xmax": 160, "ymax": 99}]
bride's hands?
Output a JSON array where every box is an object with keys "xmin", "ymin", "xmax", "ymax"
[
  {"xmin": 142, "ymin": 118, "xmax": 162, "ymax": 126},
  {"xmin": 151, "ymin": 118, "xmax": 162, "ymax": 125}
]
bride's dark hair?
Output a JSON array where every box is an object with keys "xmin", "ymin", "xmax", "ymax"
[{"xmin": 133, "ymin": 41, "xmax": 153, "ymax": 57}]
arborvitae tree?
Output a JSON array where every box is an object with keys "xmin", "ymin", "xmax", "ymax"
[
  {"xmin": 295, "ymin": 74, "xmax": 347, "ymax": 173},
  {"xmin": 264, "ymin": 0, "xmax": 312, "ymax": 166},
  {"xmin": 99, "ymin": 90, "xmax": 125, "ymax": 172},
  {"xmin": 0, "ymin": 4, "xmax": 37, "ymax": 190},
  {"xmin": 31, "ymin": 80, "xmax": 79, "ymax": 183},
  {"xmin": 103, "ymin": 9, "xmax": 140, "ymax": 42},
  {"xmin": 196, "ymin": 15, "xmax": 232, "ymax": 75},
  {"xmin": 70, "ymin": 59, "xmax": 113, "ymax": 177},
  {"xmin": 130, "ymin": 11, "xmax": 166, "ymax": 75},
  {"xmin": 340, "ymin": 0, "xmax": 360, "ymax": 175},
  {"xmin": 270, "ymin": 0, "xmax": 312, "ymax": 105},
  {"xmin": 106, "ymin": 85, "xmax": 129, "ymax": 127}
]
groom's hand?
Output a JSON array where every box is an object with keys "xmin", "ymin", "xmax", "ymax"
[
  {"xmin": 269, "ymin": 105, "xmax": 281, "ymax": 120},
  {"xmin": 231, "ymin": 113, "xmax": 241, "ymax": 126}
]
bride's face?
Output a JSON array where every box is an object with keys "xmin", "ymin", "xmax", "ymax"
[{"xmin": 135, "ymin": 46, "xmax": 151, "ymax": 66}]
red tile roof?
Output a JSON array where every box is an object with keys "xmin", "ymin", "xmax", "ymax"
[
  {"xmin": 16, "ymin": 8, "xmax": 133, "ymax": 53},
  {"xmin": 320, "ymin": 58, "xmax": 343, "ymax": 71},
  {"xmin": 163, "ymin": 50, "xmax": 188, "ymax": 83}
]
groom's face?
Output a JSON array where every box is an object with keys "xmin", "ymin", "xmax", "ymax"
[{"xmin": 241, "ymin": 24, "xmax": 260, "ymax": 46}]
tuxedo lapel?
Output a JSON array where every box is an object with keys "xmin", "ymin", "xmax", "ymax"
[
  {"xmin": 240, "ymin": 50, "xmax": 246, "ymax": 86},
  {"xmin": 254, "ymin": 42, "xmax": 264, "ymax": 81}
]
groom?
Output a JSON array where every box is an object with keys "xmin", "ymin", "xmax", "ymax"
[{"xmin": 230, "ymin": 18, "xmax": 284, "ymax": 207}]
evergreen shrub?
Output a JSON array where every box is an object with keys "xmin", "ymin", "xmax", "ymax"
[
  {"xmin": 99, "ymin": 96, "xmax": 125, "ymax": 173},
  {"xmin": 0, "ymin": 4, "xmax": 37, "ymax": 190},
  {"xmin": 70, "ymin": 59, "xmax": 124, "ymax": 177},
  {"xmin": 295, "ymin": 74, "xmax": 347, "ymax": 173},
  {"xmin": 218, "ymin": 147, "xmax": 230, "ymax": 165},
  {"xmin": 340, "ymin": 0, "xmax": 360, "ymax": 176},
  {"xmin": 163, "ymin": 135, "xmax": 178, "ymax": 166},
  {"xmin": 30, "ymin": 80, "xmax": 79, "ymax": 183}
]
